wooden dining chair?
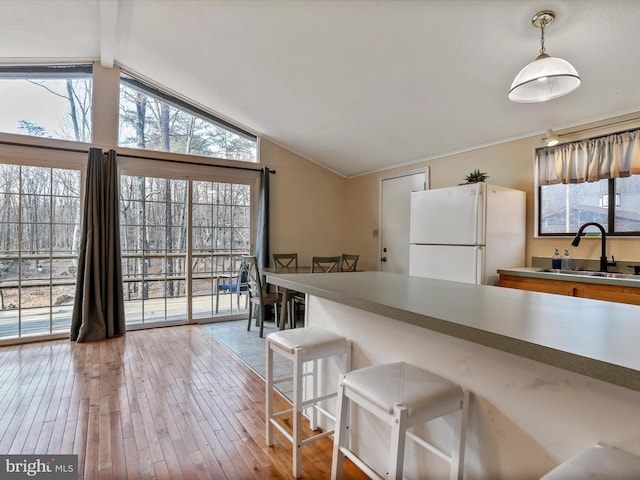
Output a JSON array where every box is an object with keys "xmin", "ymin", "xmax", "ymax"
[
  {"xmin": 273, "ymin": 253, "xmax": 304, "ymax": 328},
  {"xmin": 272, "ymin": 253, "xmax": 298, "ymax": 269},
  {"xmin": 242, "ymin": 256, "xmax": 281, "ymax": 337},
  {"xmin": 312, "ymin": 256, "xmax": 342, "ymax": 273},
  {"xmin": 340, "ymin": 254, "xmax": 359, "ymax": 272}
]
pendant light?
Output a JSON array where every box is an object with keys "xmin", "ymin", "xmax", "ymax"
[{"xmin": 509, "ymin": 10, "xmax": 581, "ymax": 103}]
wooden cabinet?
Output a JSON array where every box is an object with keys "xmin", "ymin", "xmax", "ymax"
[{"xmin": 498, "ymin": 274, "xmax": 640, "ymax": 306}]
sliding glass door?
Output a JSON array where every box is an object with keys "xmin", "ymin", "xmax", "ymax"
[
  {"xmin": 0, "ymin": 155, "xmax": 257, "ymax": 339},
  {"xmin": 120, "ymin": 175, "xmax": 189, "ymax": 326},
  {"xmin": 191, "ymin": 180, "xmax": 251, "ymax": 320},
  {"xmin": 119, "ymin": 159, "xmax": 258, "ymax": 327},
  {"xmin": 0, "ymin": 163, "xmax": 82, "ymax": 340}
]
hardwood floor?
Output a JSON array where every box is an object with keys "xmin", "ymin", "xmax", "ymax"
[{"xmin": 0, "ymin": 325, "xmax": 367, "ymax": 479}]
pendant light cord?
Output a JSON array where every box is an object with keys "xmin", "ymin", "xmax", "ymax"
[{"xmin": 539, "ymin": 22, "xmax": 547, "ymax": 55}]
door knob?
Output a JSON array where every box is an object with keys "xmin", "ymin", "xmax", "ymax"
[{"xmin": 380, "ymin": 257, "xmax": 387, "ymax": 262}]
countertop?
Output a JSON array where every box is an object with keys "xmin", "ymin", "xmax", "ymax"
[
  {"xmin": 266, "ymin": 271, "xmax": 640, "ymax": 391},
  {"xmin": 498, "ymin": 267, "xmax": 640, "ymax": 287}
]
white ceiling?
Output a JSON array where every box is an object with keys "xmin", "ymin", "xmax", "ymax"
[{"xmin": 2, "ymin": 0, "xmax": 640, "ymax": 177}]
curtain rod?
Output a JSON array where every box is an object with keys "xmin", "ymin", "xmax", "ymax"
[
  {"xmin": 0, "ymin": 139, "xmax": 275, "ymax": 174},
  {"xmin": 544, "ymin": 116, "xmax": 640, "ymax": 144},
  {"xmin": 565, "ymin": 116, "xmax": 640, "ymax": 138}
]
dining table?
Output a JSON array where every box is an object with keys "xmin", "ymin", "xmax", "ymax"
[
  {"xmin": 262, "ymin": 265, "xmax": 362, "ymax": 329},
  {"xmin": 261, "ymin": 266, "xmax": 312, "ymax": 329}
]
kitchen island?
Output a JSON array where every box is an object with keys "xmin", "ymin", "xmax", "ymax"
[{"xmin": 266, "ymin": 271, "xmax": 640, "ymax": 479}]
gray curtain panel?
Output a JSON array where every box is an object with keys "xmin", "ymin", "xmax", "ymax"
[
  {"xmin": 256, "ymin": 166, "xmax": 270, "ymax": 269},
  {"xmin": 70, "ymin": 148, "xmax": 126, "ymax": 342}
]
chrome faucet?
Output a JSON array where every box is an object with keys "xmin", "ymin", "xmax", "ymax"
[{"xmin": 571, "ymin": 222, "xmax": 616, "ymax": 272}]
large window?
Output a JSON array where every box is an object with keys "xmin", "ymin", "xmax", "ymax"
[
  {"xmin": 0, "ymin": 163, "xmax": 82, "ymax": 339},
  {"xmin": 0, "ymin": 65, "xmax": 93, "ymax": 142},
  {"xmin": 118, "ymin": 73, "xmax": 257, "ymax": 162},
  {"xmin": 0, "ymin": 64, "xmax": 261, "ymax": 341}
]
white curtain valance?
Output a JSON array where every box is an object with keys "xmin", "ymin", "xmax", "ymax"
[{"xmin": 537, "ymin": 128, "xmax": 640, "ymax": 185}]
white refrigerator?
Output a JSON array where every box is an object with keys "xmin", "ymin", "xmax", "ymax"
[{"xmin": 409, "ymin": 182, "xmax": 525, "ymax": 285}]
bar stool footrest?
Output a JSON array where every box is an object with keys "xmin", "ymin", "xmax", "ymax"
[
  {"xmin": 406, "ymin": 430, "xmax": 451, "ymax": 463},
  {"xmin": 339, "ymin": 446, "xmax": 385, "ymax": 480},
  {"xmin": 301, "ymin": 391, "xmax": 337, "ymax": 409}
]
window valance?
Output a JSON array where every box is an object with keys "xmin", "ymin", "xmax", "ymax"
[{"xmin": 537, "ymin": 128, "xmax": 640, "ymax": 185}]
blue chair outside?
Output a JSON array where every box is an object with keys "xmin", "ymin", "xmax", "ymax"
[{"xmin": 215, "ymin": 265, "xmax": 249, "ymax": 313}]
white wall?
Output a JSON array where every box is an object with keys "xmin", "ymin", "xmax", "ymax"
[{"xmin": 308, "ymin": 296, "xmax": 640, "ymax": 479}]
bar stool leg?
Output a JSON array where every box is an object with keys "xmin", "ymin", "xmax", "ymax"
[
  {"xmin": 293, "ymin": 348, "xmax": 303, "ymax": 478},
  {"xmin": 450, "ymin": 390, "xmax": 470, "ymax": 480},
  {"xmin": 309, "ymin": 358, "xmax": 318, "ymax": 430},
  {"xmin": 330, "ymin": 377, "xmax": 349, "ymax": 480},
  {"xmin": 265, "ymin": 341, "xmax": 274, "ymax": 446},
  {"xmin": 388, "ymin": 406, "xmax": 409, "ymax": 480}
]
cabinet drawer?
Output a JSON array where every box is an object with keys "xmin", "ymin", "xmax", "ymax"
[
  {"xmin": 498, "ymin": 275, "xmax": 575, "ymax": 296},
  {"xmin": 499, "ymin": 274, "xmax": 640, "ymax": 306}
]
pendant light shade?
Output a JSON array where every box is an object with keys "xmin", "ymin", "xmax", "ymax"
[{"xmin": 509, "ymin": 10, "xmax": 581, "ymax": 103}]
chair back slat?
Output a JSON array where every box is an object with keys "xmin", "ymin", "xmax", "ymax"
[
  {"xmin": 311, "ymin": 256, "xmax": 342, "ymax": 273},
  {"xmin": 243, "ymin": 255, "xmax": 264, "ymax": 298},
  {"xmin": 340, "ymin": 254, "xmax": 359, "ymax": 272},
  {"xmin": 272, "ymin": 253, "xmax": 298, "ymax": 269}
]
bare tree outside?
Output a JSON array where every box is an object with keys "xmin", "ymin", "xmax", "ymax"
[
  {"xmin": 118, "ymin": 81, "xmax": 257, "ymax": 161},
  {"xmin": 0, "ymin": 163, "xmax": 81, "ymax": 337},
  {"xmin": 0, "ymin": 69, "xmax": 255, "ymax": 338},
  {"xmin": 23, "ymin": 78, "xmax": 92, "ymax": 142}
]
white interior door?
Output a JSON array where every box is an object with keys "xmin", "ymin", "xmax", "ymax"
[{"xmin": 380, "ymin": 170, "xmax": 428, "ymax": 273}]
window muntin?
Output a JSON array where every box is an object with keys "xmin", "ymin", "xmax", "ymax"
[
  {"xmin": 538, "ymin": 176, "xmax": 640, "ymax": 235},
  {"xmin": 0, "ymin": 163, "xmax": 81, "ymax": 339},
  {"xmin": 0, "ymin": 65, "xmax": 93, "ymax": 142},
  {"xmin": 118, "ymin": 73, "xmax": 257, "ymax": 162}
]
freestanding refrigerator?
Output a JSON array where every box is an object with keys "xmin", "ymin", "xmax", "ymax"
[{"xmin": 409, "ymin": 182, "xmax": 526, "ymax": 285}]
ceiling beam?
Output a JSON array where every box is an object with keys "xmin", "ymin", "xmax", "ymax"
[{"xmin": 99, "ymin": 0, "xmax": 118, "ymax": 68}]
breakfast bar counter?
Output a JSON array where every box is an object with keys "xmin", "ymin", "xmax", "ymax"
[
  {"xmin": 267, "ymin": 271, "xmax": 640, "ymax": 390},
  {"xmin": 266, "ymin": 271, "xmax": 640, "ymax": 478}
]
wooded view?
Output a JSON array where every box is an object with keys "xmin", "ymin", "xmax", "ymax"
[{"xmin": 0, "ymin": 72, "xmax": 255, "ymax": 338}]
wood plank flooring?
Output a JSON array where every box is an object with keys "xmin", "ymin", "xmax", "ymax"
[{"xmin": 0, "ymin": 325, "xmax": 367, "ymax": 479}]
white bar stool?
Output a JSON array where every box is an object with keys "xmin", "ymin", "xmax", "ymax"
[
  {"xmin": 331, "ymin": 361, "xmax": 470, "ymax": 480},
  {"xmin": 540, "ymin": 442, "xmax": 640, "ymax": 479},
  {"xmin": 266, "ymin": 327, "xmax": 351, "ymax": 478}
]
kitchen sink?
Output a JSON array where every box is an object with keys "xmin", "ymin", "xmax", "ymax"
[{"xmin": 541, "ymin": 268, "xmax": 640, "ymax": 280}]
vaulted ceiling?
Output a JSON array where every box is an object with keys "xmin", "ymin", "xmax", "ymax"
[{"xmin": 2, "ymin": 1, "xmax": 640, "ymax": 177}]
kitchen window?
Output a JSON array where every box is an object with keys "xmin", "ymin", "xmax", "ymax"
[{"xmin": 537, "ymin": 129, "xmax": 640, "ymax": 236}]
